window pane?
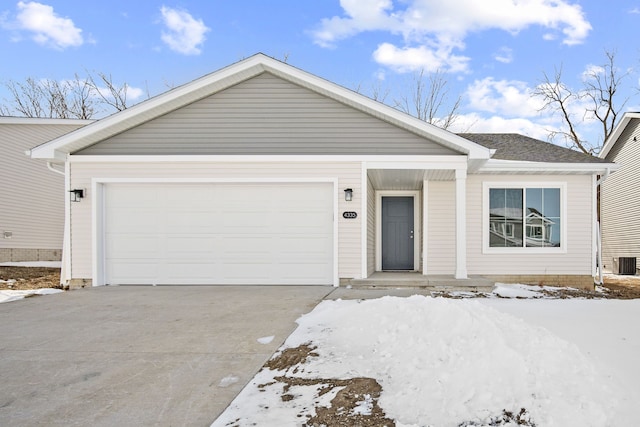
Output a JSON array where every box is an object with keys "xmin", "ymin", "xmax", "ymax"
[
  {"xmin": 543, "ymin": 188, "xmax": 561, "ymax": 217},
  {"xmin": 489, "ymin": 188, "xmax": 523, "ymax": 247},
  {"xmin": 526, "ymin": 188, "xmax": 561, "ymax": 247}
]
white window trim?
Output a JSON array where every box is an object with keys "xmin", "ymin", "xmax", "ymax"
[
  {"xmin": 482, "ymin": 182, "xmax": 567, "ymax": 254},
  {"xmin": 375, "ymin": 191, "xmax": 421, "ymax": 271}
]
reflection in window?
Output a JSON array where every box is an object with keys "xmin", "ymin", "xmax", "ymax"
[{"xmin": 489, "ymin": 187, "xmax": 561, "ymax": 248}]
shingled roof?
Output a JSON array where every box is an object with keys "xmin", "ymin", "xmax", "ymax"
[{"xmin": 459, "ymin": 133, "xmax": 608, "ymax": 163}]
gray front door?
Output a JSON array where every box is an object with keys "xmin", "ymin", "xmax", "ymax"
[{"xmin": 382, "ymin": 196, "xmax": 414, "ymax": 270}]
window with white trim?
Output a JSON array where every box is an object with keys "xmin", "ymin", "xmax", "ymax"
[{"xmin": 487, "ymin": 186, "xmax": 562, "ymax": 249}]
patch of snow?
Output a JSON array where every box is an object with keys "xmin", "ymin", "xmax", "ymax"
[
  {"xmin": 257, "ymin": 335, "xmax": 275, "ymax": 344},
  {"xmin": 0, "ymin": 261, "xmax": 61, "ymax": 268},
  {"xmin": 0, "ymin": 288, "xmax": 64, "ymax": 303},
  {"xmin": 215, "ymin": 295, "xmax": 635, "ymax": 426},
  {"xmin": 353, "ymin": 394, "xmax": 373, "ymax": 416},
  {"xmin": 218, "ymin": 375, "xmax": 239, "ymax": 388}
]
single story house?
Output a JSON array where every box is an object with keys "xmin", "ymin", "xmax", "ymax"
[
  {"xmin": 29, "ymin": 54, "xmax": 615, "ymax": 288},
  {"xmin": 0, "ymin": 117, "xmax": 92, "ymax": 262},
  {"xmin": 599, "ymin": 112, "xmax": 640, "ymax": 275}
]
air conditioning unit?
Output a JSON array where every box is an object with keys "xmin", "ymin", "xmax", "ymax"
[{"xmin": 618, "ymin": 257, "xmax": 637, "ymax": 275}]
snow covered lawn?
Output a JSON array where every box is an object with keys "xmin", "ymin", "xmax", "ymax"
[{"xmin": 214, "ymin": 286, "xmax": 640, "ymax": 426}]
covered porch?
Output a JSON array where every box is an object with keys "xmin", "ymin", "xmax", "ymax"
[{"xmin": 362, "ymin": 156, "xmax": 474, "ymax": 282}]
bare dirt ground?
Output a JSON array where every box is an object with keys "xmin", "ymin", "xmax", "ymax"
[{"xmin": 0, "ymin": 266, "xmax": 62, "ymax": 290}]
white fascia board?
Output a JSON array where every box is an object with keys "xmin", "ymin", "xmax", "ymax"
[
  {"xmin": 599, "ymin": 112, "xmax": 640, "ymax": 159},
  {"xmin": 366, "ymin": 156, "xmax": 468, "ymax": 170},
  {"xmin": 477, "ymin": 159, "xmax": 620, "ymax": 174},
  {"xmin": 68, "ymin": 154, "xmax": 468, "ymax": 164}
]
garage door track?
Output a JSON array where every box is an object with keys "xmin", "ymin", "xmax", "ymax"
[{"xmin": 0, "ymin": 285, "xmax": 331, "ymax": 426}]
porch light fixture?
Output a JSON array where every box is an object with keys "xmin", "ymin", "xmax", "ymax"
[
  {"xmin": 69, "ymin": 189, "xmax": 84, "ymax": 202},
  {"xmin": 344, "ymin": 188, "xmax": 353, "ymax": 201}
]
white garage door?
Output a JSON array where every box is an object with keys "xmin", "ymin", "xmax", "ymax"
[{"xmin": 103, "ymin": 182, "xmax": 334, "ymax": 285}]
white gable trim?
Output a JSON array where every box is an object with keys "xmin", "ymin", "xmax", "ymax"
[
  {"xmin": 599, "ymin": 112, "xmax": 640, "ymax": 159},
  {"xmin": 30, "ymin": 54, "xmax": 491, "ymax": 161}
]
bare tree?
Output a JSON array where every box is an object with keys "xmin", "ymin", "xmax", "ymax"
[
  {"xmin": 394, "ymin": 68, "xmax": 461, "ymax": 130},
  {"xmin": 354, "ymin": 80, "xmax": 390, "ymax": 103},
  {"xmin": 86, "ymin": 71, "xmax": 131, "ymax": 112},
  {"xmin": 533, "ymin": 50, "xmax": 628, "ymax": 155},
  {"xmin": 1, "ymin": 71, "xmax": 138, "ymax": 119}
]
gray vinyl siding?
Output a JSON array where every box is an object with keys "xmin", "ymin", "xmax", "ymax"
[
  {"xmin": 0, "ymin": 122, "xmax": 86, "ymax": 251},
  {"xmin": 601, "ymin": 119, "xmax": 640, "ymax": 273},
  {"xmin": 68, "ymin": 161, "xmax": 362, "ymax": 281},
  {"xmin": 426, "ymin": 181, "xmax": 456, "ymax": 274},
  {"xmin": 75, "ymin": 73, "xmax": 458, "ymax": 156}
]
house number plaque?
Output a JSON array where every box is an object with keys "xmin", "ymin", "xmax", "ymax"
[{"xmin": 343, "ymin": 211, "xmax": 357, "ymax": 219}]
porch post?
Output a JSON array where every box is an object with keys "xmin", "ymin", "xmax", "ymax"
[{"xmin": 455, "ymin": 168, "xmax": 468, "ymax": 279}]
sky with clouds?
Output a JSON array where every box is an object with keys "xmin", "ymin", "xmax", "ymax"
[{"xmin": 0, "ymin": 1, "xmax": 638, "ymax": 149}]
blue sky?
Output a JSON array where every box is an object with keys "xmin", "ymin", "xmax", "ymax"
[{"xmin": 1, "ymin": 1, "xmax": 638, "ymax": 149}]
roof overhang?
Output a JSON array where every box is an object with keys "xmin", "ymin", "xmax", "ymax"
[
  {"xmin": 29, "ymin": 53, "xmax": 492, "ymax": 162},
  {"xmin": 477, "ymin": 159, "xmax": 619, "ymax": 175},
  {"xmin": 599, "ymin": 112, "xmax": 640, "ymax": 159}
]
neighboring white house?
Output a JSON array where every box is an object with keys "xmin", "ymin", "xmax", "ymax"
[
  {"xmin": 599, "ymin": 111, "xmax": 640, "ymax": 275},
  {"xmin": 29, "ymin": 54, "xmax": 615, "ymax": 288},
  {"xmin": 0, "ymin": 117, "xmax": 92, "ymax": 262}
]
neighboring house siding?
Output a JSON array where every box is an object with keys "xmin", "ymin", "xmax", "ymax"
[
  {"xmin": 601, "ymin": 120, "xmax": 640, "ymax": 273},
  {"xmin": 0, "ymin": 122, "xmax": 86, "ymax": 261},
  {"xmin": 68, "ymin": 161, "xmax": 362, "ymax": 280},
  {"xmin": 75, "ymin": 73, "xmax": 458, "ymax": 156},
  {"xmin": 426, "ymin": 180, "xmax": 456, "ymax": 274},
  {"xmin": 466, "ymin": 174, "xmax": 593, "ymax": 275}
]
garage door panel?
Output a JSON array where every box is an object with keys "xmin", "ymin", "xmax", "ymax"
[
  {"xmin": 104, "ymin": 182, "xmax": 334, "ymax": 285},
  {"xmin": 106, "ymin": 235, "xmax": 161, "ymax": 258}
]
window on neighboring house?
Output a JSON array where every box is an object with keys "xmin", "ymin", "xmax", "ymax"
[{"xmin": 488, "ymin": 186, "xmax": 562, "ymax": 250}]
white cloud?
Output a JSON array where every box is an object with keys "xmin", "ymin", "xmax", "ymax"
[
  {"xmin": 9, "ymin": 1, "xmax": 83, "ymax": 49},
  {"xmin": 312, "ymin": 0, "xmax": 591, "ymax": 72},
  {"xmin": 450, "ymin": 112, "xmax": 552, "ymax": 140},
  {"xmin": 494, "ymin": 47, "xmax": 513, "ymax": 64},
  {"xmin": 159, "ymin": 6, "xmax": 209, "ymax": 55},
  {"xmin": 373, "ymin": 42, "xmax": 470, "ymax": 73},
  {"xmin": 466, "ymin": 77, "xmax": 544, "ymax": 118}
]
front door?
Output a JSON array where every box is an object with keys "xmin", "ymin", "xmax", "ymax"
[{"xmin": 381, "ymin": 196, "xmax": 414, "ymax": 270}]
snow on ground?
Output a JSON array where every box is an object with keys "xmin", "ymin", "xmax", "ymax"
[
  {"xmin": 0, "ymin": 288, "xmax": 63, "ymax": 303},
  {"xmin": 214, "ymin": 288, "xmax": 640, "ymax": 426},
  {"xmin": 0, "ymin": 261, "xmax": 61, "ymax": 268}
]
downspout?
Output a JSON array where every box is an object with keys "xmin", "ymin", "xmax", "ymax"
[
  {"xmin": 594, "ymin": 168, "xmax": 611, "ymax": 285},
  {"xmin": 45, "ymin": 161, "xmax": 70, "ymax": 287}
]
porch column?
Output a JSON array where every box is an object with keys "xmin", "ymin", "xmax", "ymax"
[{"xmin": 455, "ymin": 168, "xmax": 468, "ymax": 279}]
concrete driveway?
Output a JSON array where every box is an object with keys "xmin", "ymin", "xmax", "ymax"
[{"xmin": 0, "ymin": 285, "xmax": 332, "ymax": 426}]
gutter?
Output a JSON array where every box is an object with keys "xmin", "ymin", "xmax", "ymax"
[{"xmin": 46, "ymin": 161, "xmax": 65, "ymax": 176}]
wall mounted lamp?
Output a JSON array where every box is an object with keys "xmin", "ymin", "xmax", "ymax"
[
  {"xmin": 344, "ymin": 188, "xmax": 353, "ymax": 202},
  {"xmin": 69, "ymin": 189, "xmax": 84, "ymax": 202}
]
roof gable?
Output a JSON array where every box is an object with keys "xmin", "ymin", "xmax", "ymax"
[
  {"xmin": 29, "ymin": 53, "xmax": 490, "ymax": 161},
  {"xmin": 599, "ymin": 112, "xmax": 640, "ymax": 159},
  {"xmin": 75, "ymin": 72, "xmax": 457, "ymax": 156}
]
